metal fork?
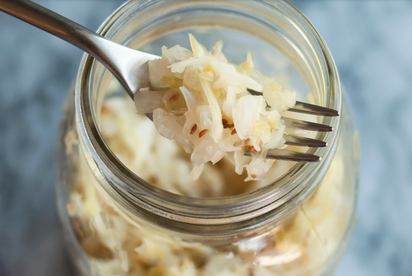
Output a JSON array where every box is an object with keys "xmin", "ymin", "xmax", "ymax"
[
  {"xmin": 1, "ymin": 0, "xmax": 338, "ymax": 162},
  {"xmin": 247, "ymin": 89, "xmax": 339, "ymax": 162},
  {"xmin": 0, "ymin": 0, "xmax": 157, "ymax": 98}
]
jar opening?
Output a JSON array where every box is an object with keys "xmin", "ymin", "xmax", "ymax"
[{"xmin": 75, "ymin": 0, "xmax": 341, "ymax": 232}]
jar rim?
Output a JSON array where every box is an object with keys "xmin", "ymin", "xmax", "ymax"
[{"xmin": 75, "ymin": 0, "xmax": 341, "ymax": 231}]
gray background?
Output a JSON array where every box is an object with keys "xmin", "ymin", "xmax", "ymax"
[{"xmin": 1, "ymin": 1, "xmax": 411, "ymax": 275}]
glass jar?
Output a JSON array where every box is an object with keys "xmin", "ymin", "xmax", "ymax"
[{"xmin": 56, "ymin": 0, "xmax": 359, "ymax": 275}]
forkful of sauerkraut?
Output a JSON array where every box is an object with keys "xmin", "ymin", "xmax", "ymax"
[
  {"xmin": 134, "ymin": 34, "xmax": 338, "ymax": 181},
  {"xmin": 1, "ymin": 0, "xmax": 336, "ymax": 181}
]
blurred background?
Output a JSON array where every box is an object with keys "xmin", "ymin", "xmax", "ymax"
[{"xmin": 1, "ymin": 1, "xmax": 412, "ymax": 275}]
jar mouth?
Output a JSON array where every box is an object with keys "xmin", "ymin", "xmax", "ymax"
[{"xmin": 75, "ymin": 0, "xmax": 341, "ymax": 228}]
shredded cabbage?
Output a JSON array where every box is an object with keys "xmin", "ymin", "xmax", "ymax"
[{"xmin": 134, "ymin": 34, "xmax": 296, "ymax": 181}]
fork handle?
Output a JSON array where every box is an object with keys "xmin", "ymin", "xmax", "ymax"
[
  {"xmin": 0, "ymin": 0, "xmax": 106, "ymax": 59},
  {"xmin": 0, "ymin": 0, "xmax": 141, "ymax": 97}
]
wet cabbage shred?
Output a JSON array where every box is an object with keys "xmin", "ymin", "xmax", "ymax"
[{"xmin": 134, "ymin": 34, "xmax": 296, "ymax": 181}]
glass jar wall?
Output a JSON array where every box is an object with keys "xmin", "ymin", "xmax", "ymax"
[{"xmin": 56, "ymin": 0, "xmax": 359, "ymax": 275}]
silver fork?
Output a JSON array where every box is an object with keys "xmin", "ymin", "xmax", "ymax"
[
  {"xmin": 247, "ymin": 89, "xmax": 338, "ymax": 162},
  {"xmin": 0, "ymin": 0, "xmax": 338, "ymax": 162},
  {"xmin": 0, "ymin": 0, "xmax": 157, "ymax": 98}
]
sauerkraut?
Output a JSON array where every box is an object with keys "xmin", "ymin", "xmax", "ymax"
[
  {"xmin": 64, "ymin": 35, "xmax": 352, "ymax": 276},
  {"xmin": 67, "ymin": 96, "xmax": 349, "ymax": 276},
  {"xmin": 134, "ymin": 34, "xmax": 296, "ymax": 181}
]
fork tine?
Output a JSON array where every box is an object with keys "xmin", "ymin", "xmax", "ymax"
[
  {"xmin": 282, "ymin": 118, "xmax": 333, "ymax": 132},
  {"xmin": 245, "ymin": 149, "xmax": 320, "ymax": 162},
  {"xmin": 247, "ymin": 88, "xmax": 339, "ymax": 117},
  {"xmin": 289, "ymin": 101, "xmax": 339, "ymax": 117},
  {"xmin": 284, "ymin": 134, "xmax": 327, "ymax": 147}
]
